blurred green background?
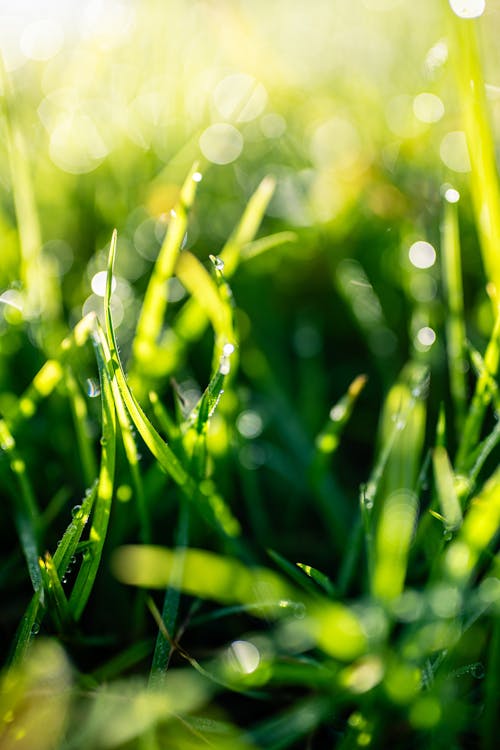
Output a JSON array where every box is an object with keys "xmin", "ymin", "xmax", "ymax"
[{"xmin": 1, "ymin": 0, "xmax": 500, "ymax": 673}]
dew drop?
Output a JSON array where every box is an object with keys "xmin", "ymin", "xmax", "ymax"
[
  {"xmin": 71, "ymin": 504, "xmax": 82, "ymax": 518},
  {"xmin": 31, "ymin": 622, "xmax": 40, "ymax": 635},
  {"xmin": 192, "ymin": 171, "xmax": 203, "ymax": 182},
  {"xmin": 471, "ymin": 662, "xmax": 485, "ymax": 679},
  {"xmin": 100, "ymin": 436, "xmax": 107, "ymax": 446},
  {"xmin": 209, "ymin": 254, "xmax": 225, "ymax": 272},
  {"xmin": 86, "ymin": 378, "xmax": 101, "ymax": 398}
]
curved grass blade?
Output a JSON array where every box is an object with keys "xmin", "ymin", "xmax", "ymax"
[{"xmin": 104, "ymin": 232, "xmax": 240, "ymax": 538}]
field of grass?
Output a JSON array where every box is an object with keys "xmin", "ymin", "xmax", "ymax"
[{"xmin": 2, "ymin": 1, "xmax": 500, "ymax": 748}]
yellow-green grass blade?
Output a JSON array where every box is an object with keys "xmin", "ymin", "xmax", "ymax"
[
  {"xmin": 67, "ymin": 671, "xmax": 212, "ymax": 750},
  {"xmin": 218, "ymin": 175, "xmax": 276, "ymax": 277},
  {"xmin": 372, "ymin": 489, "xmax": 419, "ymax": 602},
  {"xmin": 267, "ymin": 548, "xmax": 323, "ymax": 598},
  {"xmin": 130, "ymin": 163, "xmax": 201, "ymax": 383},
  {"xmin": 169, "ymin": 178, "xmax": 276, "ymax": 366},
  {"xmin": 104, "ymin": 232, "xmax": 240, "ymax": 538},
  {"xmin": 295, "ymin": 562, "xmax": 336, "ymax": 598},
  {"xmin": 240, "ymin": 231, "xmax": 297, "ymax": 262},
  {"xmin": 0, "ymin": 419, "xmax": 41, "ymax": 595},
  {"xmin": 39, "ymin": 551, "xmax": 74, "ymax": 632},
  {"xmin": 0, "ymin": 640, "xmax": 72, "ymax": 749},
  {"xmin": 0, "ymin": 59, "xmax": 60, "ymax": 330},
  {"xmin": 432, "ymin": 446, "xmax": 463, "ymax": 534},
  {"xmin": 456, "ymin": 307, "xmax": 500, "ymax": 471},
  {"xmin": 113, "ymin": 545, "xmax": 367, "ymax": 661},
  {"xmin": 368, "ymin": 363, "xmax": 427, "ymax": 598},
  {"xmin": 447, "ymin": 10, "xmax": 500, "ymax": 300},
  {"xmin": 441, "ymin": 194, "xmax": 467, "ymax": 431},
  {"xmin": 175, "ymin": 250, "xmax": 235, "ymax": 361},
  {"xmin": 312, "ymin": 374, "xmax": 367, "ymax": 464},
  {"xmin": 69, "ymin": 327, "xmax": 116, "ymax": 621},
  {"xmin": 2, "ymin": 360, "xmax": 64, "ymax": 430},
  {"xmin": 442, "ymin": 465, "xmax": 500, "ymax": 587}
]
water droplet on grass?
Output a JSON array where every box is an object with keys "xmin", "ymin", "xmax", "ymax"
[
  {"xmin": 86, "ymin": 378, "xmax": 101, "ymax": 398},
  {"xmin": 71, "ymin": 505, "xmax": 82, "ymax": 518},
  {"xmin": 209, "ymin": 254, "xmax": 225, "ymax": 271}
]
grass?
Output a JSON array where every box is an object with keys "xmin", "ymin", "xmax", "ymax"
[{"xmin": 2, "ymin": 1, "xmax": 500, "ymax": 748}]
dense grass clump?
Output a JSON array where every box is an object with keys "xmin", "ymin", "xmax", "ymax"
[{"xmin": 2, "ymin": 1, "xmax": 500, "ymax": 748}]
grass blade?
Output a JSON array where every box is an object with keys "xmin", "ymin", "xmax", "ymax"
[
  {"xmin": 448, "ymin": 9, "xmax": 500, "ymax": 299},
  {"xmin": 131, "ymin": 163, "xmax": 201, "ymax": 385},
  {"xmin": 218, "ymin": 175, "xmax": 276, "ymax": 277},
  {"xmin": 65, "ymin": 368, "xmax": 98, "ymax": 488},
  {"xmin": 69, "ymin": 326, "xmax": 116, "ymax": 621},
  {"xmin": 103, "ymin": 232, "xmax": 240, "ymax": 538},
  {"xmin": 456, "ymin": 307, "xmax": 500, "ymax": 470},
  {"xmin": 441, "ymin": 192, "xmax": 467, "ymax": 430},
  {"xmin": 0, "ymin": 419, "xmax": 41, "ymax": 594},
  {"xmin": 432, "ymin": 446, "xmax": 463, "ymax": 533}
]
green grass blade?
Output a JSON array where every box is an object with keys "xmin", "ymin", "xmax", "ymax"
[
  {"xmin": 103, "ymin": 233, "xmax": 240, "ymax": 538},
  {"xmin": 39, "ymin": 552, "xmax": 74, "ymax": 631},
  {"xmin": 456, "ymin": 308, "xmax": 500, "ymax": 470},
  {"xmin": 441, "ymin": 193, "xmax": 467, "ymax": 430},
  {"xmin": 149, "ymin": 497, "xmax": 190, "ymax": 685},
  {"xmin": 267, "ymin": 548, "xmax": 322, "ymax": 598},
  {"xmin": 9, "ymin": 589, "xmax": 43, "ymax": 665},
  {"xmin": 0, "ymin": 419, "xmax": 41, "ymax": 594},
  {"xmin": 52, "ymin": 482, "xmax": 97, "ymax": 575},
  {"xmin": 65, "ymin": 368, "xmax": 98, "ymax": 488},
  {"xmin": 295, "ymin": 562, "xmax": 336, "ymax": 597},
  {"xmin": 69, "ymin": 327, "xmax": 116, "ymax": 621}
]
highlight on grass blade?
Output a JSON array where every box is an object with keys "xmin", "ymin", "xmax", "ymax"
[
  {"xmin": 443, "ymin": 466, "xmax": 500, "ymax": 585},
  {"xmin": 112, "ymin": 545, "xmax": 366, "ymax": 661},
  {"xmin": 372, "ymin": 489, "xmax": 419, "ymax": 601},
  {"xmin": 432, "ymin": 446, "xmax": 463, "ymax": 533}
]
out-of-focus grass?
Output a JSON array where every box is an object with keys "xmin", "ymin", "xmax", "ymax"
[{"xmin": 2, "ymin": 1, "xmax": 500, "ymax": 748}]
